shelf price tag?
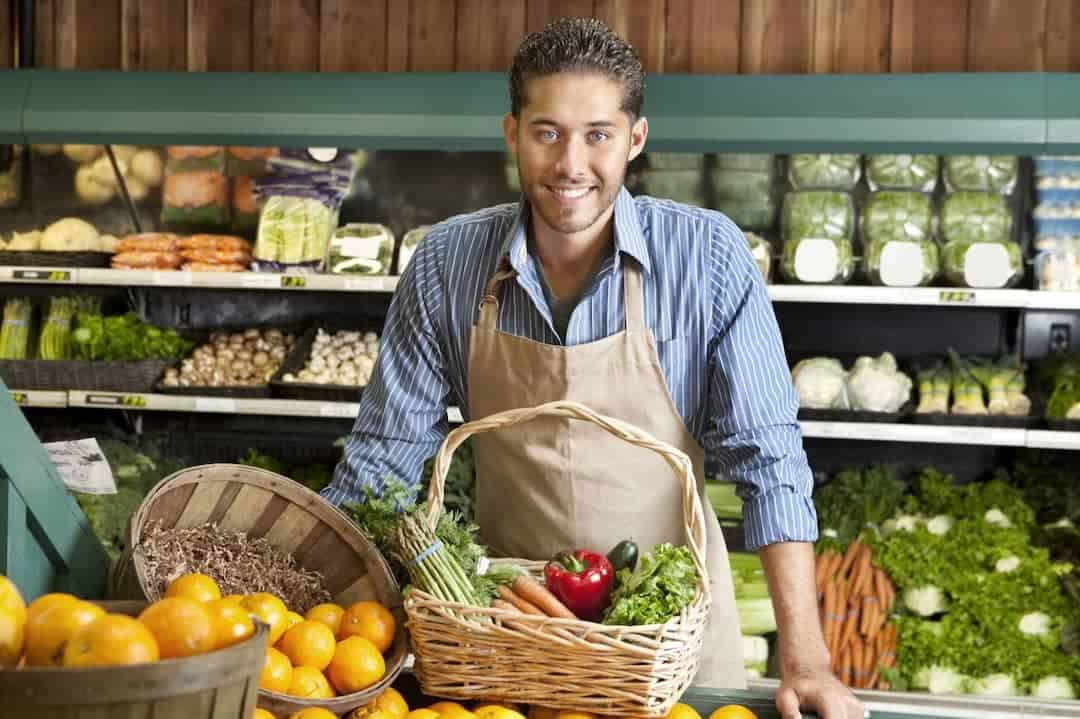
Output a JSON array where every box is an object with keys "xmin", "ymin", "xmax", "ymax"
[
  {"xmin": 280, "ymin": 275, "xmax": 307, "ymax": 289},
  {"xmin": 242, "ymin": 274, "xmax": 281, "ymax": 289},
  {"xmin": 85, "ymin": 394, "xmax": 147, "ymax": 408},
  {"xmin": 938, "ymin": 290, "xmax": 976, "ymax": 304},
  {"xmin": 10, "ymin": 392, "xmax": 26, "ymax": 405},
  {"xmin": 319, "ymin": 403, "xmax": 359, "ymax": 418},
  {"xmin": 12, "ymin": 269, "xmax": 72, "ymax": 282},
  {"xmin": 344, "ymin": 277, "xmax": 386, "ymax": 292},
  {"xmin": 152, "ymin": 271, "xmax": 193, "ymax": 287},
  {"xmin": 194, "ymin": 397, "xmax": 238, "ymax": 413}
]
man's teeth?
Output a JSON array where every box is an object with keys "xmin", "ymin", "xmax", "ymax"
[{"xmin": 552, "ymin": 186, "xmax": 590, "ymax": 199}]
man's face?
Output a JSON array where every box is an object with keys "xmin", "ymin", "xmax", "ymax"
[{"xmin": 504, "ymin": 72, "xmax": 647, "ymax": 239}]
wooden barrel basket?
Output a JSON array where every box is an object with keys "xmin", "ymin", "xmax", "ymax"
[
  {"xmin": 0, "ymin": 600, "xmax": 269, "ymax": 717},
  {"xmin": 110, "ymin": 463, "xmax": 407, "ymax": 717}
]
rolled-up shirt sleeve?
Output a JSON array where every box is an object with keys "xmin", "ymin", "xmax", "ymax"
[
  {"xmin": 702, "ymin": 221, "xmax": 818, "ymax": 551},
  {"xmin": 321, "ymin": 229, "xmax": 452, "ymax": 506}
]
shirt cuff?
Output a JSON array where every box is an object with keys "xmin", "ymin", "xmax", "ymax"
[{"xmin": 741, "ymin": 485, "xmax": 819, "ymax": 551}]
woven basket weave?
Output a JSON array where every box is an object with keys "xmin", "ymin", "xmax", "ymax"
[{"xmin": 406, "ymin": 400, "xmax": 711, "ymax": 718}]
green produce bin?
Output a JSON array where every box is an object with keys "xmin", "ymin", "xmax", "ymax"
[{"xmin": 0, "ymin": 379, "xmax": 110, "ymax": 601}]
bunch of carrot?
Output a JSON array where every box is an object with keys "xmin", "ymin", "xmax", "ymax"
[
  {"xmin": 815, "ymin": 539, "xmax": 897, "ymax": 690},
  {"xmin": 492, "ymin": 575, "xmax": 576, "ymax": 619}
]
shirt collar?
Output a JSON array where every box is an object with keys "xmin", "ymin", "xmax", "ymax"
[{"xmin": 500, "ymin": 186, "xmax": 652, "ymax": 276}]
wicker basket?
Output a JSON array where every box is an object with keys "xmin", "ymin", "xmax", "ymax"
[
  {"xmin": 406, "ymin": 400, "xmax": 711, "ymax": 718},
  {"xmin": 0, "ymin": 359, "xmax": 176, "ymax": 392},
  {"xmin": 109, "ymin": 463, "xmax": 407, "ymax": 717},
  {"xmin": 0, "ymin": 600, "xmax": 268, "ymax": 717}
]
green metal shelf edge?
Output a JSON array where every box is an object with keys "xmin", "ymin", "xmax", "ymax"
[{"xmin": 0, "ymin": 69, "xmax": 1069, "ymax": 153}]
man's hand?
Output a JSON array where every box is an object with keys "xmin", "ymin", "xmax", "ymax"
[
  {"xmin": 757, "ymin": 541, "xmax": 865, "ymax": 719},
  {"xmin": 776, "ymin": 663, "xmax": 864, "ymax": 719}
]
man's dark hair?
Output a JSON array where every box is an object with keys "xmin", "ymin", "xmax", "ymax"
[{"xmin": 509, "ymin": 17, "xmax": 645, "ymax": 120}]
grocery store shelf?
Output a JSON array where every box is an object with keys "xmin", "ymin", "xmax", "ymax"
[
  {"xmin": 75, "ymin": 268, "xmax": 400, "ymax": 293},
  {"xmin": 766, "ymin": 285, "xmax": 1031, "ymax": 308},
  {"xmin": 7, "ymin": 389, "xmax": 67, "ymax": 408},
  {"xmin": 65, "ymin": 390, "xmax": 463, "ymax": 423},
  {"xmin": 1025, "ymin": 430, "xmax": 1080, "ymax": 451},
  {"xmin": 800, "ymin": 421, "xmax": 1028, "ymax": 447},
  {"xmin": 13, "ymin": 70, "xmax": 1051, "ymax": 153}
]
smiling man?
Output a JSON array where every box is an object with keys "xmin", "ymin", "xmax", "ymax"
[{"xmin": 325, "ymin": 17, "xmax": 862, "ymax": 719}]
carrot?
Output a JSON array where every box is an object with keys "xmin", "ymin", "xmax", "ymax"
[
  {"xmin": 873, "ymin": 568, "xmax": 889, "ymax": 608},
  {"xmin": 867, "ymin": 668, "xmax": 880, "ymax": 690},
  {"xmin": 840, "ymin": 644, "xmax": 853, "ymax": 687},
  {"xmin": 498, "ymin": 585, "xmax": 546, "ymax": 616},
  {"xmin": 850, "ymin": 636, "xmax": 865, "ymax": 688},
  {"xmin": 859, "ymin": 595, "xmax": 876, "ymax": 635},
  {"xmin": 815, "ymin": 553, "xmax": 829, "ymax": 591},
  {"xmin": 512, "ymin": 575, "xmax": 576, "ymax": 620},
  {"xmin": 823, "ymin": 579, "xmax": 838, "ymax": 648},
  {"xmin": 838, "ymin": 599, "xmax": 859, "ymax": 651},
  {"xmin": 838, "ymin": 540, "xmax": 864, "ymax": 578},
  {"xmin": 827, "ymin": 551, "xmax": 845, "ymax": 581},
  {"xmin": 492, "ymin": 598, "xmax": 520, "ymax": 614},
  {"xmin": 862, "ymin": 633, "xmax": 878, "ymax": 677},
  {"xmin": 853, "ymin": 547, "xmax": 874, "ymax": 597}
]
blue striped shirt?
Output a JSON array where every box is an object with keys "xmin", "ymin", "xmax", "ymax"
[{"xmin": 323, "ymin": 187, "xmax": 818, "ymax": 550}]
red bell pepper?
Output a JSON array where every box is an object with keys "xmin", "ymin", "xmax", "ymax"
[{"xmin": 543, "ymin": 549, "xmax": 615, "ymax": 621}]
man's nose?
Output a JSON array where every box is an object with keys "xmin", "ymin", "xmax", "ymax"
[{"xmin": 554, "ymin": 135, "xmax": 587, "ymax": 179}]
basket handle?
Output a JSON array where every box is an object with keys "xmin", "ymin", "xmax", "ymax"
[{"xmin": 426, "ymin": 400, "xmax": 709, "ymax": 588}]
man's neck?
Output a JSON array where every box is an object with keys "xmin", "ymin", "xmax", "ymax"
[{"xmin": 529, "ymin": 212, "xmax": 615, "ymax": 301}]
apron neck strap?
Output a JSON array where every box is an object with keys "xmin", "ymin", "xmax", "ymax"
[
  {"xmin": 622, "ymin": 256, "xmax": 645, "ymax": 333},
  {"xmin": 478, "ymin": 257, "xmax": 516, "ymax": 331}
]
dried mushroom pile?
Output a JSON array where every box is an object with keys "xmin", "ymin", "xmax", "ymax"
[
  {"xmin": 138, "ymin": 521, "xmax": 331, "ymax": 613},
  {"xmin": 162, "ymin": 328, "xmax": 294, "ymax": 388}
]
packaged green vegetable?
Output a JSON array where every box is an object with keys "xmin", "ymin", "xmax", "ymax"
[
  {"xmin": 710, "ymin": 168, "xmax": 773, "ymax": 202},
  {"xmin": 861, "ymin": 191, "xmax": 935, "ymax": 246},
  {"xmin": 640, "ymin": 169, "xmax": 704, "ymax": 206},
  {"xmin": 782, "ymin": 191, "xmax": 854, "ymax": 241},
  {"xmin": 942, "ymin": 237, "xmax": 1023, "ymax": 289},
  {"xmin": 397, "ymin": 225, "xmax": 431, "ymax": 274},
  {"xmin": 941, "ymin": 191, "xmax": 1013, "ymax": 246},
  {"xmin": 944, "ymin": 155, "xmax": 1018, "ymax": 194},
  {"xmin": 326, "ymin": 223, "xmax": 395, "ymax": 275},
  {"xmin": 646, "ymin": 153, "xmax": 704, "ymax": 170},
  {"xmin": 865, "ymin": 238, "xmax": 940, "ymax": 287},
  {"xmin": 714, "ymin": 196, "xmax": 776, "ymax": 231},
  {"xmin": 714, "ymin": 154, "xmax": 775, "ymax": 173},
  {"xmin": 745, "ymin": 232, "xmax": 772, "ymax": 280},
  {"xmin": 788, "ymin": 154, "xmax": 860, "ymax": 190},
  {"xmin": 781, "ymin": 236, "xmax": 855, "ymax": 284},
  {"xmin": 865, "ymin": 154, "xmax": 939, "ymax": 192}
]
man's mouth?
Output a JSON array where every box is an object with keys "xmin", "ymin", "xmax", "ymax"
[{"xmin": 547, "ymin": 185, "xmax": 593, "ymax": 201}]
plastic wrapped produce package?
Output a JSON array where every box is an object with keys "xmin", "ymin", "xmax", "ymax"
[
  {"xmin": 865, "ymin": 237, "xmax": 940, "ymax": 287},
  {"xmin": 861, "ymin": 191, "xmax": 935, "ymax": 246},
  {"xmin": 942, "ymin": 237, "xmax": 1023, "ymax": 288},
  {"xmin": 788, "ymin": 154, "xmax": 860, "ymax": 190},
  {"xmin": 940, "ymin": 191, "xmax": 1012, "ymax": 245},
  {"xmin": 745, "ymin": 232, "xmax": 772, "ymax": 280},
  {"xmin": 640, "ymin": 168, "xmax": 705, "ymax": 207},
  {"xmin": 397, "ymin": 225, "xmax": 431, "ymax": 274},
  {"xmin": 712, "ymin": 158, "xmax": 777, "ymax": 230},
  {"xmin": 714, "ymin": 154, "xmax": 775, "ymax": 172},
  {"xmin": 865, "ymin": 154, "xmax": 939, "ymax": 192},
  {"xmin": 1035, "ymin": 237, "xmax": 1080, "ymax": 291},
  {"xmin": 943, "ymin": 155, "xmax": 1018, "ymax": 193},
  {"xmin": 646, "ymin": 153, "xmax": 704, "ymax": 170},
  {"xmin": 780, "ymin": 191, "xmax": 855, "ymax": 284},
  {"xmin": 326, "ymin": 223, "xmax": 395, "ymax": 275}
]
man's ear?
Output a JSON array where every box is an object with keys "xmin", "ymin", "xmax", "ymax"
[
  {"xmin": 627, "ymin": 116, "xmax": 648, "ymax": 163},
  {"xmin": 503, "ymin": 112, "xmax": 518, "ymax": 157}
]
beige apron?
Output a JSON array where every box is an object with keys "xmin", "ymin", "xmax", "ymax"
[{"xmin": 466, "ymin": 256, "xmax": 745, "ymax": 689}]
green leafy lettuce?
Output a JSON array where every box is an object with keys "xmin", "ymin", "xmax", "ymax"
[{"xmin": 603, "ymin": 543, "xmax": 700, "ymax": 626}]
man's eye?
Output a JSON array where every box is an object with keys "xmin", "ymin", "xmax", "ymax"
[
  {"xmin": 539, "ymin": 130, "xmax": 558, "ymax": 141},
  {"xmin": 589, "ymin": 131, "xmax": 610, "ymax": 142}
]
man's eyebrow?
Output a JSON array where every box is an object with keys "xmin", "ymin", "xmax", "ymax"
[{"xmin": 527, "ymin": 118, "xmax": 618, "ymax": 128}]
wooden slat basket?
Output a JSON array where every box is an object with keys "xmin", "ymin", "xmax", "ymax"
[
  {"xmin": 110, "ymin": 464, "xmax": 407, "ymax": 718},
  {"xmin": 406, "ymin": 400, "xmax": 711, "ymax": 718},
  {"xmin": 0, "ymin": 600, "xmax": 268, "ymax": 717}
]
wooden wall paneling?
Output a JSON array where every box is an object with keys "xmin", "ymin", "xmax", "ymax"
[
  {"xmin": 812, "ymin": 0, "xmax": 891, "ymax": 74},
  {"xmin": 664, "ymin": 0, "xmax": 740, "ymax": 74},
  {"xmin": 740, "ymin": 0, "xmax": 815, "ymax": 74},
  {"xmin": 594, "ymin": 0, "xmax": 665, "ymax": 72},
  {"xmin": 55, "ymin": 0, "xmax": 123, "ymax": 69},
  {"xmin": 890, "ymin": 0, "xmax": 969, "ymax": 72},
  {"xmin": 456, "ymin": 0, "xmax": 526, "ymax": 71},
  {"xmin": 320, "ymin": 0, "xmax": 388, "ymax": 71},
  {"xmin": 187, "ymin": 0, "xmax": 254, "ymax": 71},
  {"xmin": 408, "ymin": 0, "xmax": 457, "ymax": 71},
  {"xmin": 33, "ymin": 0, "xmax": 55, "ymax": 67},
  {"xmin": 252, "ymin": 0, "xmax": 320, "ymax": 71},
  {"xmin": 386, "ymin": 0, "xmax": 409, "ymax": 71},
  {"xmin": 0, "ymin": 0, "xmax": 10, "ymax": 68},
  {"xmin": 967, "ymin": 0, "xmax": 1048, "ymax": 71},
  {"xmin": 526, "ymin": 0, "xmax": 597, "ymax": 34},
  {"xmin": 1046, "ymin": 0, "xmax": 1080, "ymax": 71},
  {"xmin": 122, "ymin": 0, "xmax": 187, "ymax": 71}
]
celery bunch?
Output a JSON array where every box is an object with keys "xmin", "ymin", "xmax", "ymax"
[{"xmin": 37, "ymin": 296, "xmax": 100, "ymax": 360}]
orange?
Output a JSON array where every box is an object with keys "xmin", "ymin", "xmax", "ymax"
[
  {"xmin": 62, "ymin": 614, "xmax": 159, "ymax": 666},
  {"xmin": 327, "ymin": 636, "xmax": 385, "ymax": 694},
  {"xmin": 288, "ymin": 709, "xmax": 339, "ymax": 719},
  {"xmin": 281, "ymin": 611, "xmax": 305, "ymax": 637},
  {"xmin": 206, "ymin": 599, "xmax": 255, "ymax": 650},
  {"xmin": 708, "ymin": 708, "xmax": 758, "ymax": 719},
  {"xmin": 338, "ymin": 601, "xmax": 396, "ymax": 652},
  {"xmin": 25, "ymin": 593, "xmax": 77, "ymax": 623},
  {"xmin": 667, "ymin": 705, "xmax": 703, "ymax": 719},
  {"xmin": 165, "ymin": 573, "xmax": 222, "ymax": 603},
  {"xmin": 277, "ymin": 620, "xmax": 336, "ymax": 670},
  {"xmin": 242, "ymin": 593, "xmax": 290, "ymax": 645},
  {"xmin": 351, "ymin": 710, "xmax": 396, "ymax": 719},
  {"xmin": 287, "ymin": 665, "xmax": 335, "ymax": 699},
  {"xmin": 254, "ymin": 711, "xmax": 278, "ymax": 719},
  {"xmin": 0, "ymin": 607, "xmax": 24, "ymax": 667},
  {"xmin": 0, "ymin": 577, "xmax": 26, "ymax": 626},
  {"xmin": 25, "ymin": 599, "xmax": 104, "ymax": 666},
  {"xmin": 260, "ymin": 647, "xmax": 293, "ymax": 693},
  {"xmin": 139, "ymin": 597, "xmax": 215, "ymax": 659},
  {"xmin": 305, "ymin": 603, "xmax": 345, "ymax": 636},
  {"xmin": 429, "ymin": 704, "xmax": 466, "ymax": 715},
  {"xmin": 475, "ymin": 709, "xmax": 524, "ymax": 719},
  {"xmin": 407, "ymin": 711, "xmax": 441, "ymax": 719},
  {"xmin": 221, "ymin": 594, "xmax": 245, "ymax": 605},
  {"xmin": 439, "ymin": 709, "xmax": 477, "ymax": 719},
  {"xmin": 372, "ymin": 687, "xmax": 409, "ymax": 719}
]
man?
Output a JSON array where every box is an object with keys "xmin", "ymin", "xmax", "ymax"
[{"xmin": 324, "ymin": 17, "xmax": 862, "ymax": 719}]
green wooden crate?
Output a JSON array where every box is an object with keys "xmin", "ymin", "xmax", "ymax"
[{"xmin": 0, "ymin": 380, "xmax": 110, "ymax": 600}]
